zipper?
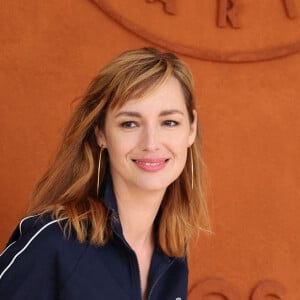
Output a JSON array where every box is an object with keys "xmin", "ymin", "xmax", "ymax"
[
  {"xmin": 111, "ymin": 212, "xmax": 175, "ymax": 300},
  {"xmin": 147, "ymin": 258, "xmax": 175, "ymax": 300},
  {"xmin": 113, "ymin": 230, "xmax": 143, "ymax": 300},
  {"xmin": 133, "ymin": 251, "xmax": 144, "ymax": 300}
]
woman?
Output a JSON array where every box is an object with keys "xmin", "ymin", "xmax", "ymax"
[{"xmin": 0, "ymin": 48, "xmax": 209, "ymax": 300}]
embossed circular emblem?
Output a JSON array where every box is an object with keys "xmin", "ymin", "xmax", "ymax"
[{"xmin": 91, "ymin": 0, "xmax": 300, "ymax": 62}]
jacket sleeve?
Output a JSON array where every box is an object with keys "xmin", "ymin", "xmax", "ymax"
[{"xmin": 0, "ymin": 215, "xmax": 85, "ymax": 300}]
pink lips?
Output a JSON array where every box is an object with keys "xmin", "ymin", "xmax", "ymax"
[{"xmin": 133, "ymin": 158, "xmax": 169, "ymax": 172}]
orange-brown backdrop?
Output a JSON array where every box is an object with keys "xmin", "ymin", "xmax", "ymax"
[{"xmin": 1, "ymin": 1, "xmax": 299, "ymax": 299}]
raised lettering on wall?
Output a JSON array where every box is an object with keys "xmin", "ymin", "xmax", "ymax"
[
  {"xmin": 282, "ymin": 0, "xmax": 298, "ymax": 19},
  {"xmin": 146, "ymin": 0, "xmax": 176, "ymax": 15},
  {"xmin": 250, "ymin": 280, "xmax": 286, "ymax": 300},
  {"xmin": 188, "ymin": 279, "xmax": 287, "ymax": 300},
  {"xmin": 145, "ymin": 0, "xmax": 298, "ymax": 25},
  {"xmin": 217, "ymin": 0, "xmax": 241, "ymax": 28},
  {"xmin": 188, "ymin": 278, "xmax": 241, "ymax": 300},
  {"xmin": 93, "ymin": 0, "xmax": 300, "ymax": 62}
]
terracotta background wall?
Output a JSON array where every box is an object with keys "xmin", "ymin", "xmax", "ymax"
[{"xmin": 1, "ymin": 1, "xmax": 299, "ymax": 299}]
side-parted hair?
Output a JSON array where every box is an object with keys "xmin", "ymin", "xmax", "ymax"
[{"xmin": 28, "ymin": 48, "xmax": 210, "ymax": 257}]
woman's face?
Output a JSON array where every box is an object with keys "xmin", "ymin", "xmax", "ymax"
[{"xmin": 95, "ymin": 76, "xmax": 197, "ymax": 194}]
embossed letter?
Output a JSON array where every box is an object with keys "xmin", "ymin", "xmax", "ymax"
[
  {"xmin": 188, "ymin": 278, "xmax": 241, "ymax": 300},
  {"xmin": 217, "ymin": 0, "xmax": 241, "ymax": 28},
  {"xmin": 250, "ymin": 280, "xmax": 286, "ymax": 300},
  {"xmin": 282, "ymin": 0, "xmax": 298, "ymax": 19},
  {"xmin": 146, "ymin": 0, "xmax": 176, "ymax": 15}
]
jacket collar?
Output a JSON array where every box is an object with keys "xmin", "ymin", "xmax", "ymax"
[{"xmin": 102, "ymin": 174, "xmax": 118, "ymax": 214}]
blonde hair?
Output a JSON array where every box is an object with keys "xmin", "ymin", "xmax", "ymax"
[{"xmin": 28, "ymin": 48, "xmax": 209, "ymax": 257}]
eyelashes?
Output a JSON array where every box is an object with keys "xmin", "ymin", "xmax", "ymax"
[
  {"xmin": 120, "ymin": 121, "xmax": 138, "ymax": 128},
  {"xmin": 163, "ymin": 120, "xmax": 179, "ymax": 127},
  {"xmin": 120, "ymin": 120, "xmax": 180, "ymax": 129}
]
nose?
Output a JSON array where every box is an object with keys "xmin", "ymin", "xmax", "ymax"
[{"xmin": 140, "ymin": 124, "xmax": 160, "ymax": 152}]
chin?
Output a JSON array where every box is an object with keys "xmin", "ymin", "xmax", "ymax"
[{"xmin": 134, "ymin": 176, "xmax": 177, "ymax": 192}]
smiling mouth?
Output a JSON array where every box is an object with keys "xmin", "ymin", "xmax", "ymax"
[{"xmin": 132, "ymin": 158, "xmax": 169, "ymax": 172}]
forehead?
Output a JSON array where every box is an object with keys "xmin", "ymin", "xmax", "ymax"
[{"xmin": 111, "ymin": 76, "xmax": 187, "ymax": 114}]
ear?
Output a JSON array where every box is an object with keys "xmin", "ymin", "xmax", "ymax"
[
  {"xmin": 94, "ymin": 126, "xmax": 106, "ymax": 147},
  {"xmin": 188, "ymin": 110, "xmax": 197, "ymax": 146}
]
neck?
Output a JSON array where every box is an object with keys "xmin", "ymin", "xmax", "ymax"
[{"xmin": 113, "ymin": 181, "xmax": 165, "ymax": 250}]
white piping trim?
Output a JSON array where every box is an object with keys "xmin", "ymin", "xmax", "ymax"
[
  {"xmin": 0, "ymin": 241, "xmax": 16, "ymax": 258},
  {"xmin": 19, "ymin": 214, "xmax": 39, "ymax": 236},
  {"xmin": 0, "ymin": 215, "xmax": 40, "ymax": 258},
  {"xmin": 0, "ymin": 219, "xmax": 59, "ymax": 280}
]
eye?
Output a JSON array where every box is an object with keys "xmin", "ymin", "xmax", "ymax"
[
  {"xmin": 121, "ymin": 121, "xmax": 138, "ymax": 128},
  {"xmin": 163, "ymin": 120, "xmax": 179, "ymax": 127}
]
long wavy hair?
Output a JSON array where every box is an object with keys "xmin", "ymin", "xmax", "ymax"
[{"xmin": 28, "ymin": 48, "xmax": 210, "ymax": 257}]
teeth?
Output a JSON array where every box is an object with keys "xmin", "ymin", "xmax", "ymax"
[
  {"xmin": 145, "ymin": 162, "xmax": 159, "ymax": 166},
  {"xmin": 136, "ymin": 161, "xmax": 161, "ymax": 166}
]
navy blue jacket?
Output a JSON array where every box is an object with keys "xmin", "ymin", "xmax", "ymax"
[{"xmin": 0, "ymin": 180, "xmax": 188, "ymax": 299}]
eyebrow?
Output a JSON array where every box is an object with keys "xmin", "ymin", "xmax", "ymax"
[{"xmin": 115, "ymin": 109, "xmax": 184, "ymax": 118}]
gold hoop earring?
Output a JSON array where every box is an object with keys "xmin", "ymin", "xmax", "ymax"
[
  {"xmin": 189, "ymin": 147, "xmax": 194, "ymax": 190},
  {"xmin": 96, "ymin": 145, "xmax": 104, "ymax": 198}
]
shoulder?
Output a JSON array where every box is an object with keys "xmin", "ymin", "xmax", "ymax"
[
  {"xmin": 0, "ymin": 214, "xmax": 87, "ymax": 283},
  {"xmin": 1, "ymin": 214, "xmax": 65, "ymax": 263}
]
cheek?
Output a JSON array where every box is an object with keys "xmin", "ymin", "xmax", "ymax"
[
  {"xmin": 105, "ymin": 133, "xmax": 136, "ymax": 158},
  {"xmin": 168, "ymin": 140, "xmax": 188, "ymax": 162},
  {"xmin": 169, "ymin": 131, "xmax": 191, "ymax": 149},
  {"xmin": 173, "ymin": 144, "xmax": 188, "ymax": 173}
]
